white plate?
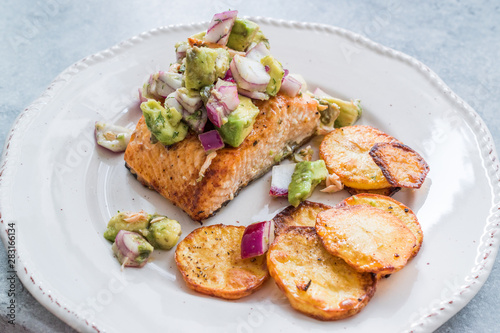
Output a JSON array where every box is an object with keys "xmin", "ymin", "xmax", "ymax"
[{"xmin": 1, "ymin": 18, "xmax": 500, "ymax": 333}]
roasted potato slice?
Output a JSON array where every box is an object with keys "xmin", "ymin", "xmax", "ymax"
[
  {"xmin": 344, "ymin": 186, "xmax": 401, "ymax": 197},
  {"xmin": 369, "ymin": 142, "xmax": 429, "ymax": 188},
  {"xmin": 175, "ymin": 224, "xmax": 269, "ymax": 299},
  {"xmin": 272, "ymin": 201, "xmax": 332, "ymax": 235},
  {"xmin": 339, "ymin": 194, "xmax": 423, "ymax": 257},
  {"xmin": 267, "ymin": 227, "xmax": 377, "ymax": 320},
  {"xmin": 316, "ymin": 205, "xmax": 416, "ymax": 275},
  {"xmin": 319, "ymin": 125, "xmax": 398, "ymax": 189}
]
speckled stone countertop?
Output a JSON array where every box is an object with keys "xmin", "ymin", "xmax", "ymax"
[{"xmin": 1, "ymin": 1, "xmax": 499, "ymax": 332}]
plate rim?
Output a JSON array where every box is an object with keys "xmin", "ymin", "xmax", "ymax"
[{"xmin": 1, "ymin": 16, "xmax": 500, "ymax": 333}]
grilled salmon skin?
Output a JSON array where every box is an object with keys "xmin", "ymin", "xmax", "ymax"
[{"xmin": 124, "ymin": 93, "xmax": 319, "ymax": 221}]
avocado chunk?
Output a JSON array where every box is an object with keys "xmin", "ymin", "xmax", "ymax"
[
  {"xmin": 217, "ymin": 95, "xmax": 259, "ymax": 147},
  {"xmin": 316, "ymin": 97, "xmax": 341, "ymax": 130},
  {"xmin": 103, "ymin": 211, "xmax": 150, "ymax": 242},
  {"xmin": 184, "ymin": 46, "xmax": 230, "ymax": 90},
  {"xmin": 141, "ymin": 99, "xmax": 188, "ymax": 146},
  {"xmin": 260, "ymin": 55, "xmax": 284, "ymax": 96},
  {"xmin": 288, "ymin": 160, "xmax": 328, "ymax": 207},
  {"xmin": 111, "ymin": 231, "xmax": 154, "ymax": 267},
  {"xmin": 190, "ymin": 31, "xmax": 206, "ymax": 40},
  {"xmin": 253, "ymin": 30, "xmax": 270, "ymax": 49},
  {"xmin": 145, "ymin": 216, "xmax": 182, "ymax": 250},
  {"xmin": 332, "ymin": 98, "xmax": 362, "ymax": 128},
  {"xmin": 227, "ymin": 18, "xmax": 260, "ymax": 51}
]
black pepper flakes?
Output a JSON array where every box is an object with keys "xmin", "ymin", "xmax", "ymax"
[{"xmin": 299, "ymin": 279, "xmax": 312, "ymax": 292}]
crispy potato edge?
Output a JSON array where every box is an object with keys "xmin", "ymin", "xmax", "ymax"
[
  {"xmin": 369, "ymin": 142, "xmax": 430, "ymax": 189},
  {"xmin": 175, "ymin": 224, "xmax": 269, "ymax": 300}
]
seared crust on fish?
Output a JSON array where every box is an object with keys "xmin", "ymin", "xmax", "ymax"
[
  {"xmin": 124, "ymin": 93, "xmax": 319, "ymax": 221},
  {"xmin": 267, "ymin": 227, "xmax": 377, "ymax": 320},
  {"xmin": 175, "ymin": 224, "xmax": 269, "ymax": 299}
]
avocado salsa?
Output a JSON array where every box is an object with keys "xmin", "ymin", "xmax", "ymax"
[
  {"xmin": 140, "ymin": 12, "xmax": 285, "ymax": 150},
  {"xmin": 138, "ymin": 10, "xmax": 362, "ymax": 208}
]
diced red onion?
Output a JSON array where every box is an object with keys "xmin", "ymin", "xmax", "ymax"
[
  {"xmin": 289, "ymin": 73, "xmax": 307, "ymax": 93},
  {"xmin": 182, "ymin": 108, "xmax": 207, "ymax": 134},
  {"xmin": 146, "ymin": 74, "xmax": 161, "ymax": 99},
  {"xmin": 205, "ymin": 10, "xmax": 238, "ymax": 46},
  {"xmin": 269, "ymin": 163, "xmax": 297, "ymax": 197},
  {"xmin": 198, "ymin": 130, "xmax": 224, "ymax": 152},
  {"xmin": 230, "ymin": 55, "xmax": 270, "ymax": 92},
  {"xmin": 216, "ymin": 83, "xmax": 240, "ymax": 111},
  {"xmin": 205, "ymin": 98, "xmax": 225, "ymax": 127},
  {"xmin": 279, "ymin": 73, "xmax": 302, "ymax": 97},
  {"xmin": 282, "ymin": 69, "xmax": 289, "ymax": 80},
  {"xmin": 158, "ymin": 71, "xmax": 183, "ymax": 91},
  {"xmin": 245, "ymin": 42, "xmax": 271, "ymax": 62},
  {"xmin": 223, "ymin": 68, "xmax": 235, "ymax": 83},
  {"xmin": 95, "ymin": 121, "xmax": 133, "ymax": 153},
  {"xmin": 237, "ymin": 87, "xmax": 269, "ymax": 101},
  {"xmin": 138, "ymin": 88, "xmax": 147, "ymax": 103},
  {"xmin": 313, "ymin": 87, "xmax": 332, "ymax": 98},
  {"xmin": 240, "ymin": 221, "xmax": 275, "ymax": 259},
  {"xmin": 143, "ymin": 72, "xmax": 183, "ymax": 99},
  {"xmin": 113, "ymin": 230, "xmax": 152, "ymax": 268},
  {"xmin": 175, "ymin": 42, "xmax": 188, "ymax": 61},
  {"xmin": 175, "ymin": 88, "xmax": 203, "ymax": 113},
  {"xmin": 205, "ymin": 80, "xmax": 240, "ymax": 127},
  {"xmin": 164, "ymin": 91, "xmax": 184, "ymax": 112},
  {"xmin": 152, "ymin": 73, "xmax": 173, "ymax": 97}
]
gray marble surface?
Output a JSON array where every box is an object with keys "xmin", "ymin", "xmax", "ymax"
[{"xmin": 1, "ymin": 0, "xmax": 499, "ymax": 332}]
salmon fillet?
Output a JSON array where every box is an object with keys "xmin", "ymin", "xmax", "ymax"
[{"xmin": 124, "ymin": 93, "xmax": 319, "ymax": 221}]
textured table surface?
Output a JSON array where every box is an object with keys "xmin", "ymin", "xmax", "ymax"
[{"xmin": 1, "ymin": 0, "xmax": 499, "ymax": 332}]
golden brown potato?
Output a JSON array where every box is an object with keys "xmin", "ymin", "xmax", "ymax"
[
  {"xmin": 344, "ymin": 186, "xmax": 401, "ymax": 197},
  {"xmin": 175, "ymin": 224, "xmax": 269, "ymax": 299},
  {"xmin": 267, "ymin": 227, "xmax": 377, "ymax": 320},
  {"xmin": 339, "ymin": 194, "xmax": 423, "ymax": 258},
  {"xmin": 319, "ymin": 125, "xmax": 398, "ymax": 189},
  {"xmin": 316, "ymin": 205, "xmax": 416, "ymax": 275},
  {"xmin": 369, "ymin": 142, "xmax": 429, "ymax": 188},
  {"xmin": 272, "ymin": 201, "xmax": 332, "ymax": 235}
]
